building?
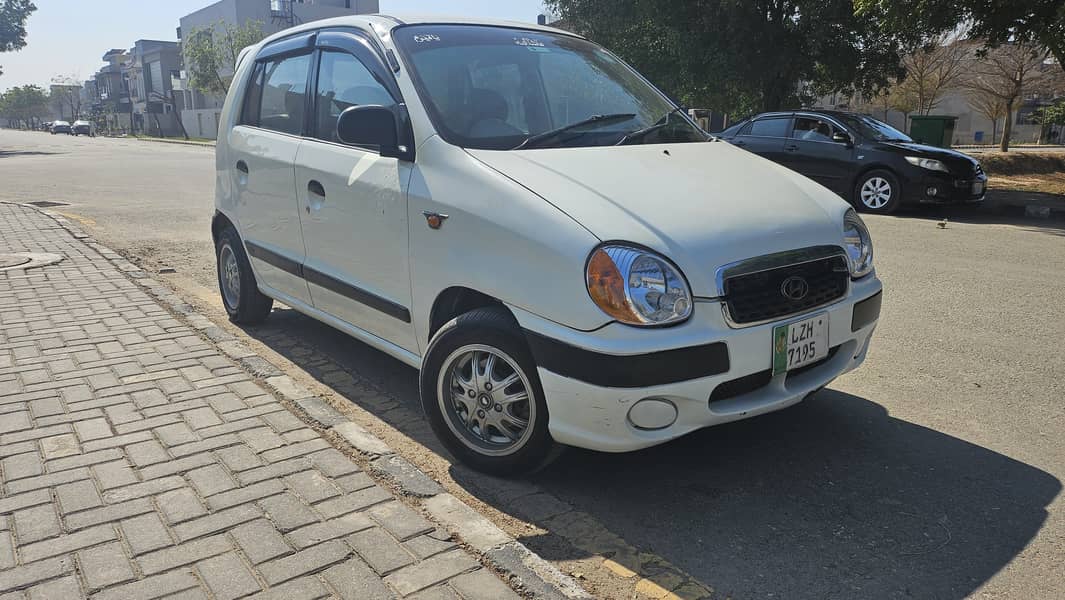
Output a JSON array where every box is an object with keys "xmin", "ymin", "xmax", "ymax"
[
  {"xmin": 125, "ymin": 40, "xmax": 183, "ymax": 137},
  {"xmin": 91, "ymin": 49, "xmax": 133, "ymax": 134},
  {"xmin": 48, "ymin": 80, "xmax": 83, "ymax": 122},
  {"xmin": 175, "ymin": 0, "xmax": 379, "ymax": 139}
]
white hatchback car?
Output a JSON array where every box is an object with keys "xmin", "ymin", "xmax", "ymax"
[{"xmin": 214, "ymin": 15, "xmax": 882, "ymax": 474}]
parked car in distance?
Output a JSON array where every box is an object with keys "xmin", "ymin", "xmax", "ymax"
[
  {"xmin": 717, "ymin": 110, "xmax": 987, "ymax": 214},
  {"xmin": 41, "ymin": 121, "xmax": 53, "ymax": 132},
  {"xmin": 72, "ymin": 120, "xmax": 92, "ymax": 136},
  {"xmin": 50, "ymin": 120, "xmax": 72, "ymax": 135},
  {"xmin": 214, "ymin": 16, "xmax": 882, "ymax": 474}
]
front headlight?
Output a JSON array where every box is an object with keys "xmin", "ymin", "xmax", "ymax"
[
  {"xmin": 905, "ymin": 156, "xmax": 949, "ymax": 173},
  {"xmin": 844, "ymin": 209, "xmax": 874, "ymax": 278},
  {"xmin": 586, "ymin": 245, "xmax": 693, "ymax": 326}
]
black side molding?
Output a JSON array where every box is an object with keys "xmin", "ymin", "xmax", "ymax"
[
  {"xmin": 245, "ymin": 241, "xmax": 303, "ymax": 278},
  {"xmin": 524, "ymin": 330, "xmax": 730, "ymax": 388},
  {"xmin": 243, "ymin": 240, "xmax": 411, "ymax": 323},
  {"xmin": 304, "ymin": 267, "xmax": 412, "ymax": 323},
  {"xmin": 851, "ymin": 290, "xmax": 882, "ymax": 332}
]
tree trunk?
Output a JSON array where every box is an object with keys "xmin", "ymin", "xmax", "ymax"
[
  {"xmin": 1000, "ymin": 104, "xmax": 1013, "ymax": 152},
  {"xmin": 991, "ymin": 119, "xmax": 998, "ymax": 146}
]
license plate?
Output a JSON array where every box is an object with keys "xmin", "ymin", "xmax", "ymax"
[
  {"xmin": 772, "ymin": 313, "xmax": 828, "ymax": 375},
  {"xmin": 972, "ymin": 181, "xmax": 985, "ymax": 194}
]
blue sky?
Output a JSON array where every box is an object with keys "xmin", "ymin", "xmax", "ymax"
[{"xmin": 0, "ymin": 0, "xmax": 547, "ymax": 89}]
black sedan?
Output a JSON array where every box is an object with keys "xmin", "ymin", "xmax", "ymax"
[
  {"xmin": 50, "ymin": 120, "xmax": 72, "ymax": 135},
  {"xmin": 716, "ymin": 110, "xmax": 987, "ymax": 214}
]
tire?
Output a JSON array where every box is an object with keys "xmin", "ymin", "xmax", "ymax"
[
  {"xmin": 854, "ymin": 169, "xmax": 902, "ymax": 214},
  {"xmin": 420, "ymin": 307, "xmax": 558, "ymax": 475},
  {"xmin": 215, "ymin": 226, "xmax": 273, "ymax": 324}
]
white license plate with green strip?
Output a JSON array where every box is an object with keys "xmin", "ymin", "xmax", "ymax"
[{"xmin": 773, "ymin": 313, "xmax": 828, "ymax": 375}]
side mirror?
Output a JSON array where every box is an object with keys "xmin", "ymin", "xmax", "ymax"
[
  {"xmin": 832, "ymin": 131, "xmax": 853, "ymax": 147},
  {"xmin": 337, "ymin": 105, "xmax": 401, "ymax": 158}
]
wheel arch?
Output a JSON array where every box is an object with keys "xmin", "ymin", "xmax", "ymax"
[
  {"xmin": 211, "ymin": 210, "xmax": 236, "ymax": 246},
  {"xmin": 428, "ymin": 286, "xmax": 513, "ymax": 343}
]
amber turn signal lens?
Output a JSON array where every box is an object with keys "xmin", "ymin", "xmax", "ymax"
[{"xmin": 586, "ymin": 248, "xmax": 636, "ymax": 322}]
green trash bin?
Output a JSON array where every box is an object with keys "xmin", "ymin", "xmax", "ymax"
[{"xmin": 908, "ymin": 115, "xmax": 957, "ymax": 148}]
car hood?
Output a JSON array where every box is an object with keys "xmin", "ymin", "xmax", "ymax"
[
  {"xmin": 877, "ymin": 141, "xmax": 979, "ymax": 169},
  {"xmin": 466, "ymin": 141, "xmax": 849, "ymax": 297}
]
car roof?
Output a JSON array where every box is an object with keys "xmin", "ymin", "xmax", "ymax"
[{"xmin": 256, "ymin": 13, "xmax": 581, "ymax": 48}]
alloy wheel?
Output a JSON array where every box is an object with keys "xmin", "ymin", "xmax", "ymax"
[
  {"xmin": 437, "ymin": 344, "xmax": 535, "ymax": 456},
  {"xmin": 860, "ymin": 176, "xmax": 893, "ymax": 210},
  {"xmin": 219, "ymin": 244, "xmax": 241, "ymax": 310}
]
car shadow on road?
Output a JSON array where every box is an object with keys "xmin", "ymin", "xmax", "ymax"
[
  {"xmin": 506, "ymin": 390, "xmax": 1061, "ymax": 599},
  {"xmin": 0, "ymin": 150, "xmax": 59, "ymax": 158},
  {"xmin": 242, "ymin": 311, "xmax": 1059, "ymax": 599},
  {"xmin": 892, "ymin": 198, "xmax": 1065, "ymax": 237}
]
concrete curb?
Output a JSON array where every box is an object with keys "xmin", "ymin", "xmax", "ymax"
[
  {"xmin": 26, "ymin": 203, "xmax": 592, "ymax": 600},
  {"xmin": 134, "ymin": 137, "xmax": 215, "ymax": 147}
]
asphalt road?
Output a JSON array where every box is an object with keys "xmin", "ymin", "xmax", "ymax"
[{"xmin": 2, "ymin": 129, "xmax": 1063, "ymax": 599}]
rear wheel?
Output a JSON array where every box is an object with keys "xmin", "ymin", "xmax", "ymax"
[
  {"xmin": 854, "ymin": 169, "xmax": 901, "ymax": 214},
  {"xmin": 420, "ymin": 307, "xmax": 558, "ymax": 475},
  {"xmin": 215, "ymin": 226, "xmax": 273, "ymax": 324}
]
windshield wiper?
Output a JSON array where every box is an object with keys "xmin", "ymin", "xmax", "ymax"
[
  {"xmin": 512, "ymin": 113, "xmax": 637, "ymax": 150},
  {"xmin": 614, "ymin": 107, "xmax": 684, "ymax": 146}
]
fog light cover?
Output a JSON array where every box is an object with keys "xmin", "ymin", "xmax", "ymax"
[{"xmin": 627, "ymin": 398, "xmax": 678, "ymax": 430}]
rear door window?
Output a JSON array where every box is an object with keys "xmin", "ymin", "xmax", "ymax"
[
  {"xmin": 257, "ymin": 53, "xmax": 312, "ymax": 135},
  {"xmin": 747, "ymin": 117, "xmax": 790, "ymax": 138}
]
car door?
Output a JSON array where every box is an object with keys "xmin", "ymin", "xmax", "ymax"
[
  {"xmin": 294, "ymin": 31, "xmax": 417, "ymax": 354},
  {"xmin": 783, "ymin": 115, "xmax": 856, "ymax": 196},
  {"xmin": 230, "ymin": 33, "xmax": 315, "ymax": 307},
  {"xmin": 729, "ymin": 116, "xmax": 791, "ymax": 164}
]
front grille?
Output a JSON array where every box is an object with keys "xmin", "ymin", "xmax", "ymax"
[{"xmin": 723, "ymin": 255, "xmax": 849, "ymax": 325}]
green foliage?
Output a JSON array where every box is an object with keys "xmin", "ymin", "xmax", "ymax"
[
  {"xmin": 544, "ymin": 0, "xmax": 906, "ymax": 114},
  {"xmin": 1035, "ymin": 99, "xmax": 1065, "ymax": 126},
  {"xmin": 0, "ymin": 84, "xmax": 48, "ymax": 127},
  {"xmin": 0, "ymin": 0, "xmax": 37, "ymax": 75},
  {"xmin": 184, "ymin": 19, "xmax": 266, "ymax": 96},
  {"xmin": 856, "ymin": 0, "xmax": 1065, "ymax": 76}
]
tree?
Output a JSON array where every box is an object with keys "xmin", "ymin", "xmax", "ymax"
[
  {"xmin": 965, "ymin": 89, "xmax": 1008, "ymax": 145},
  {"xmin": 1033, "ymin": 99, "xmax": 1065, "ymax": 144},
  {"xmin": 0, "ymin": 84, "xmax": 48, "ymax": 128},
  {"xmin": 544, "ymin": 0, "xmax": 906, "ymax": 115},
  {"xmin": 959, "ymin": 41, "xmax": 1054, "ymax": 151},
  {"xmin": 856, "ymin": 0, "xmax": 1065, "ymax": 79},
  {"xmin": 896, "ymin": 36, "xmax": 970, "ymax": 115},
  {"xmin": 183, "ymin": 19, "xmax": 266, "ymax": 96},
  {"xmin": 0, "ymin": 0, "xmax": 36, "ymax": 76}
]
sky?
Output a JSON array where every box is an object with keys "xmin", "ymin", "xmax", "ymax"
[{"xmin": 0, "ymin": 0, "xmax": 547, "ymax": 90}]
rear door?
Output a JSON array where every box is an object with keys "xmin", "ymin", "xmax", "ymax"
[
  {"xmin": 230, "ymin": 33, "xmax": 316, "ymax": 306},
  {"xmin": 294, "ymin": 31, "xmax": 417, "ymax": 354},
  {"xmin": 783, "ymin": 115, "xmax": 855, "ymax": 195},
  {"xmin": 729, "ymin": 116, "xmax": 791, "ymax": 164}
]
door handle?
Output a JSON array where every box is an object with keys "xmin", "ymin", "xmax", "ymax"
[
  {"xmin": 733, "ymin": 140, "xmax": 747, "ymax": 147},
  {"xmin": 236, "ymin": 160, "xmax": 248, "ymax": 174},
  {"xmin": 784, "ymin": 144, "xmax": 799, "ymax": 151},
  {"xmin": 308, "ymin": 180, "xmax": 326, "ymax": 197}
]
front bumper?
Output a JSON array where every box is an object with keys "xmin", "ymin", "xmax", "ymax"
[
  {"xmin": 511, "ymin": 275, "xmax": 882, "ymax": 453},
  {"xmin": 906, "ymin": 169, "xmax": 988, "ymax": 205}
]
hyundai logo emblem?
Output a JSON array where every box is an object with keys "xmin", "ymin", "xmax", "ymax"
[{"xmin": 780, "ymin": 276, "xmax": 809, "ymax": 301}]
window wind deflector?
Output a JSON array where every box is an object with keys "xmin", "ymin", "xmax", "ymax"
[{"xmin": 512, "ymin": 113, "xmax": 636, "ymax": 150}]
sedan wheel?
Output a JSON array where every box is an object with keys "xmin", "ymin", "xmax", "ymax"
[{"xmin": 854, "ymin": 170, "xmax": 901, "ymax": 214}]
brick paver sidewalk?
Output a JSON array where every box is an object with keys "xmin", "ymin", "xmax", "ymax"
[{"xmin": 0, "ymin": 203, "xmax": 518, "ymax": 599}]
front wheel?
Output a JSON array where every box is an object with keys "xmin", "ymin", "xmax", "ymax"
[
  {"xmin": 854, "ymin": 170, "xmax": 901, "ymax": 214},
  {"xmin": 420, "ymin": 308, "xmax": 558, "ymax": 475}
]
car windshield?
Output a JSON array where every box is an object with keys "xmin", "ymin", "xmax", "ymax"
[
  {"xmin": 393, "ymin": 25, "xmax": 707, "ymax": 150},
  {"xmin": 836, "ymin": 114, "xmax": 911, "ymax": 142}
]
